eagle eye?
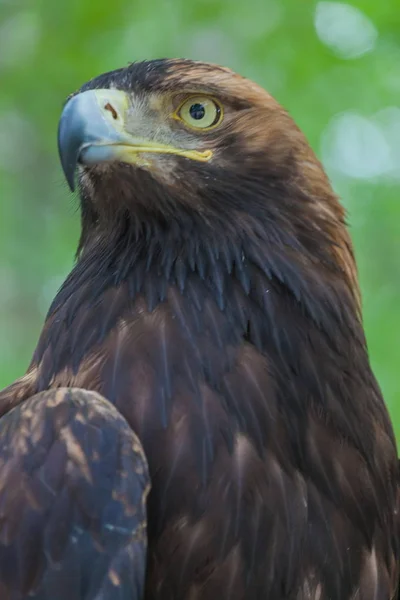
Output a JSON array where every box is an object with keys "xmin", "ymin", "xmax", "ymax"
[{"xmin": 176, "ymin": 96, "xmax": 223, "ymax": 130}]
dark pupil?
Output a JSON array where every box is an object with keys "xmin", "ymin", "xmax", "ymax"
[{"xmin": 189, "ymin": 103, "xmax": 206, "ymax": 120}]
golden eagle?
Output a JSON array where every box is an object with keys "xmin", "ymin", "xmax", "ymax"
[{"xmin": 0, "ymin": 59, "xmax": 398, "ymax": 599}]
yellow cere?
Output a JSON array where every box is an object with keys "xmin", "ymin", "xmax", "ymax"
[{"xmin": 177, "ymin": 96, "xmax": 223, "ymax": 130}]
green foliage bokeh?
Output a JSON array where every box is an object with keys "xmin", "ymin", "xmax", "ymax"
[{"xmin": 0, "ymin": 0, "xmax": 399, "ymax": 441}]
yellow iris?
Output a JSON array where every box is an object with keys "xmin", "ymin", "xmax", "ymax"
[{"xmin": 177, "ymin": 96, "xmax": 223, "ymax": 130}]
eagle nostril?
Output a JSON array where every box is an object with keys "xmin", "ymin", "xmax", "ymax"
[{"xmin": 104, "ymin": 102, "xmax": 118, "ymax": 120}]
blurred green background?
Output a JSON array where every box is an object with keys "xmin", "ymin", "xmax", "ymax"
[{"xmin": 0, "ymin": 0, "xmax": 399, "ymax": 441}]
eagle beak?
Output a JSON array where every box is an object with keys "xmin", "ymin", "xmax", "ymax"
[{"xmin": 58, "ymin": 89, "xmax": 213, "ymax": 192}]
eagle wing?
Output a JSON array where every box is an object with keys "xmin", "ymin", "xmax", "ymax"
[{"xmin": 0, "ymin": 387, "xmax": 149, "ymax": 600}]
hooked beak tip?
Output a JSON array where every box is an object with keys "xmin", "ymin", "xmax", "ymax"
[
  {"xmin": 57, "ymin": 88, "xmax": 130, "ymax": 193},
  {"xmin": 57, "ymin": 119, "xmax": 77, "ymax": 192}
]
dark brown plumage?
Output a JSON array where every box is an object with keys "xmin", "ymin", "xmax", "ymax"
[
  {"xmin": 0, "ymin": 388, "xmax": 149, "ymax": 599},
  {"xmin": 0, "ymin": 58, "xmax": 398, "ymax": 599}
]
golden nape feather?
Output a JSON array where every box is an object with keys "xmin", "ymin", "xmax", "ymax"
[{"xmin": 0, "ymin": 59, "xmax": 398, "ymax": 599}]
